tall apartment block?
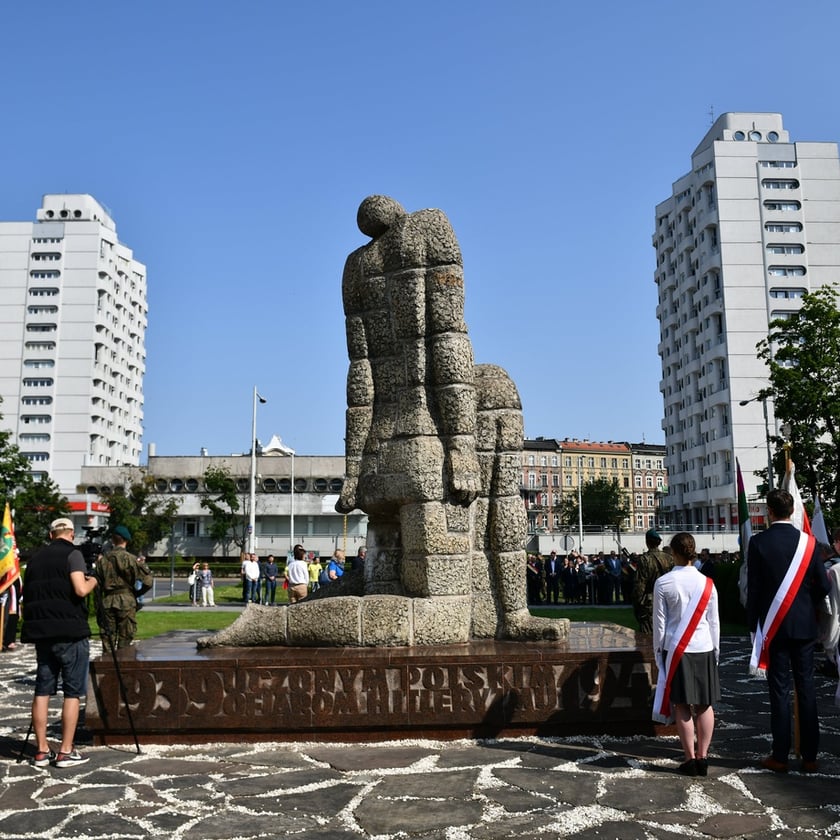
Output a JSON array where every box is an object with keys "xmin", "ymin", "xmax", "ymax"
[
  {"xmin": 653, "ymin": 113, "xmax": 840, "ymax": 528},
  {"xmin": 0, "ymin": 194, "xmax": 146, "ymax": 493}
]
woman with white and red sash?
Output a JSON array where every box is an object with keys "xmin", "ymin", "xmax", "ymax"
[{"xmin": 652, "ymin": 532, "xmax": 720, "ymax": 777}]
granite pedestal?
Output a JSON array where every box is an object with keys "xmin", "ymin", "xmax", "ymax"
[{"xmin": 86, "ymin": 622, "xmax": 669, "ymax": 745}]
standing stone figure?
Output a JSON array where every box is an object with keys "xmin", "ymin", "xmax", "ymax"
[
  {"xmin": 334, "ymin": 195, "xmax": 562, "ymax": 642},
  {"xmin": 202, "ymin": 196, "xmax": 565, "ymax": 648}
]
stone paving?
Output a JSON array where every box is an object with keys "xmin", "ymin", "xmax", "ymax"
[{"xmin": 1, "ymin": 636, "xmax": 839, "ymax": 839}]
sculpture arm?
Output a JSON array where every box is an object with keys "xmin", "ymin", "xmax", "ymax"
[{"xmin": 337, "ymin": 252, "xmax": 372, "ymax": 514}]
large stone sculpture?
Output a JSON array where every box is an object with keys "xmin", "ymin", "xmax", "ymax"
[{"xmin": 202, "ymin": 196, "xmax": 567, "ymax": 648}]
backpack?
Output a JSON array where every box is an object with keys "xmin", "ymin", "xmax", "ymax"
[{"xmin": 318, "ymin": 567, "xmax": 330, "ymax": 585}]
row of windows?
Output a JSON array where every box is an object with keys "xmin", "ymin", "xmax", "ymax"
[
  {"xmin": 33, "ymin": 237, "xmax": 62, "ymax": 243},
  {"xmin": 31, "ymin": 252, "xmax": 61, "ymax": 261},
  {"xmin": 733, "ymin": 129, "xmax": 780, "ymax": 142},
  {"xmin": 762, "ymin": 179, "xmax": 799, "ymax": 190},
  {"xmin": 759, "ymin": 160, "xmax": 795, "ymax": 168},
  {"xmin": 21, "ymin": 415, "xmax": 51, "ymax": 424},
  {"xmin": 25, "ymin": 341, "xmax": 56, "ymax": 350},
  {"xmin": 28, "ymin": 305, "xmax": 58, "ymax": 315},
  {"xmin": 30, "ymin": 270, "xmax": 60, "ymax": 279},
  {"xmin": 23, "ymin": 359, "xmax": 54, "ymax": 369},
  {"xmin": 86, "ymin": 477, "xmax": 346, "ymax": 496},
  {"xmin": 22, "ymin": 377, "xmax": 53, "ymax": 387},
  {"xmin": 22, "ymin": 396, "xmax": 52, "ymax": 405},
  {"xmin": 764, "ymin": 201, "xmax": 800, "ymax": 211}
]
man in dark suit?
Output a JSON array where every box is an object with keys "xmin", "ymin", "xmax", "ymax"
[
  {"xmin": 544, "ymin": 551, "xmax": 561, "ymax": 605},
  {"xmin": 747, "ymin": 488, "xmax": 830, "ymax": 773}
]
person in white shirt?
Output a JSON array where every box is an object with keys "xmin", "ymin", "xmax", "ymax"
[
  {"xmin": 243, "ymin": 554, "xmax": 261, "ymax": 603},
  {"xmin": 653, "ymin": 531, "xmax": 720, "ymax": 777},
  {"xmin": 285, "ymin": 544, "xmax": 310, "ymax": 603}
]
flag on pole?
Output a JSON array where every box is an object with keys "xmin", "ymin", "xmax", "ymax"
[
  {"xmin": 781, "ymin": 458, "xmax": 811, "ymax": 535},
  {"xmin": 812, "ymin": 493, "xmax": 830, "ymax": 546},
  {"xmin": 736, "ymin": 459, "xmax": 753, "ymax": 608},
  {"xmin": 0, "ymin": 503, "xmax": 21, "ymax": 596}
]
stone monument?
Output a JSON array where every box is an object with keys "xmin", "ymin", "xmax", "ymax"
[{"xmin": 202, "ymin": 196, "xmax": 567, "ymax": 648}]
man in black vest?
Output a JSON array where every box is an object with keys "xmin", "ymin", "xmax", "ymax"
[{"xmin": 21, "ymin": 517, "xmax": 98, "ymax": 768}]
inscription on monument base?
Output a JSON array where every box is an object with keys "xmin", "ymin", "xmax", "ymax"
[{"xmin": 87, "ymin": 627, "xmax": 662, "ymax": 744}]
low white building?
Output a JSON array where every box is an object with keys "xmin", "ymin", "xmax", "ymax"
[{"xmin": 78, "ymin": 451, "xmax": 367, "ymax": 560}]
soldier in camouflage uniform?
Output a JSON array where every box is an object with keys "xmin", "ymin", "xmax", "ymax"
[
  {"xmin": 97, "ymin": 525, "xmax": 152, "ymax": 650},
  {"xmin": 632, "ymin": 528, "xmax": 672, "ymax": 634}
]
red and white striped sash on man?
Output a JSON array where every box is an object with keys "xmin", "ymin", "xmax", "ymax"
[
  {"xmin": 749, "ymin": 530, "xmax": 817, "ymax": 676},
  {"xmin": 652, "ymin": 575, "xmax": 715, "ymax": 723}
]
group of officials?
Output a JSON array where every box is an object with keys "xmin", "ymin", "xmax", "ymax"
[
  {"xmin": 14, "ymin": 489, "xmax": 840, "ymax": 776},
  {"xmin": 647, "ymin": 489, "xmax": 833, "ymax": 776}
]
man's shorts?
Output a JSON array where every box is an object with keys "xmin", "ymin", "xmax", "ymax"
[{"xmin": 34, "ymin": 638, "xmax": 91, "ymax": 698}]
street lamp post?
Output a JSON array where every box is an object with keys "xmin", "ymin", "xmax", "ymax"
[
  {"xmin": 577, "ymin": 456, "xmax": 584, "ymax": 553},
  {"xmin": 739, "ymin": 396, "xmax": 774, "ymax": 492},
  {"xmin": 248, "ymin": 386, "xmax": 266, "ymax": 555}
]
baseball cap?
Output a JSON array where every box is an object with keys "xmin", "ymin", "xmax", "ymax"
[{"xmin": 50, "ymin": 517, "xmax": 74, "ymax": 532}]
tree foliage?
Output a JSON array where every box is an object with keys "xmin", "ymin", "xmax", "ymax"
[
  {"xmin": 757, "ymin": 284, "xmax": 840, "ymax": 523},
  {"xmin": 200, "ymin": 466, "xmax": 247, "ymax": 553},
  {"xmin": 560, "ymin": 477, "xmax": 630, "ymax": 530},
  {"xmin": 97, "ymin": 474, "xmax": 181, "ymax": 554},
  {"xmin": 0, "ymin": 396, "xmax": 71, "ymax": 556},
  {"xmin": 13, "ymin": 476, "xmax": 71, "ymax": 557}
]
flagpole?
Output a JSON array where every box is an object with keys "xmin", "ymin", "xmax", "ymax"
[{"xmin": 248, "ymin": 386, "xmax": 258, "ymax": 555}]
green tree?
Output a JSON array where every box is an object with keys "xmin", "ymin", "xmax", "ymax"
[
  {"xmin": 13, "ymin": 475, "xmax": 71, "ymax": 557},
  {"xmin": 97, "ymin": 474, "xmax": 181, "ymax": 555},
  {"xmin": 0, "ymin": 397, "xmax": 35, "ymax": 505},
  {"xmin": 560, "ymin": 477, "xmax": 630, "ymax": 531},
  {"xmin": 200, "ymin": 466, "xmax": 247, "ymax": 554},
  {"xmin": 757, "ymin": 283, "xmax": 840, "ymax": 523}
]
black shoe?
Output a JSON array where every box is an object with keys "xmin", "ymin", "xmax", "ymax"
[
  {"xmin": 696, "ymin": 758, "xmax": 708, "ymax": 776},
  {"xmin": 678, "ymin": 759, "xmax": 698, "ymax": 776}
]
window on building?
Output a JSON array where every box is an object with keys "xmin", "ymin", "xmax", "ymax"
[
  {"xmin": 765, "ymin": 222, "xmax": 802, "ymax": 233},
  {"xmin": 635, "ymin": 475, "xmax": 642, "ymax": 487},
  {"xmin": 646, "ymin": 476, "xmax": 653, "ymax": 488},
  {"xmin": 528, "ymin": 473, "xmax": 536, "ymax": 489},
  {"xmin": 635, "ymin": 494, "xmax": 643, "ymax": 507},
  {"xmin": 552, "ymin": 474, "xmax": 559, "ymax": 487},
  {"xmin": 565, "ymin": 475, "xmax": 572, "ymax": 486},
  {"xmin": 24, "ymin": 341, "xmax": 55, "ymax": 350},
  {"xmin": 763, "ymin": 201, "xmax": 800, "ymax": 211},
  {"xmin": 23, "ymin": 359, "xmax": 55, "ymax": 369},
  {"xmin": 762, "ymin": 179, "xmax": 799, "ymax": 189},
  {"xmin": 22, "ymin": 396, "xmax": 52, "ymax": 405},
  {"xmin": 588, "ymin": 457, "xmax": 594, "ymax": 468},
  {"xmin": 23, "ymin": 452, "xmax": 49, "ymax": 462},
  {"xmin": 29, "ymin": 287, "xmax": 59, "ymax": 297},
  {"xmin": 636, "ymin": 514, "xmax": 644, "ymax": 528},
  {"xmin": 22, "ymin": 378, "xmax": 53, "ymax": 387},
  {"xmin": 540, "ymin": 456, "xmax": 547, "ymax": 467},
  {"xmin": 551, "ymin": 456, "xmax": 558, "ymax": 467},
  {"xmin": 767, "ymin": 244, "xmax": 804, "ymax": 255},
  {"xmin": 183, "ymin": 519, "xmax": 198, "ymax": 538},
  {"xmin": 541, "ymin": 474, "xmax": 548, "ymax": 487},
  {"xmin": 768, "ymin": 266, "xmax": 806, "ymax": 277},
  {"xmin": 646, "ymin": 494, "xmax": 654, "ymax": 506},
  {"xmin": 26, "ymin": 324, "xmax": 56, "ymax": 333},
  {"xmin": 770, "ymin": 287, "xmax": 806, "ymax": 299},
  {"xmin": 528, "ymin": 455, "xmax": 535, "ymax": 466},
  {"xmin": 564, "ymin": 456, "xmax": 571, "ymax": 467}
]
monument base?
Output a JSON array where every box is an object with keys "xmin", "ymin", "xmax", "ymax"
[{"xmin": 86, "ymin": 623, "xmax": 669, "ymax": 745}]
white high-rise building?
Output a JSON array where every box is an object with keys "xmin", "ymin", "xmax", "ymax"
[
  {"xmin": 653, "ymin": 113, "xmax": 840, "ymax": 529},
  {"xmin": 0, "ymin": 194, "xmax": 146, "ymax": 493}
]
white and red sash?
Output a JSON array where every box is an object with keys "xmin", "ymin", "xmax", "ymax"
[
  {"xmin": 652, "ymin": 575, "xmax": 715, "ymax": 723},
  {"xmin": 749, "ymin": 530, "xmax": 817, "ymax": 675}
]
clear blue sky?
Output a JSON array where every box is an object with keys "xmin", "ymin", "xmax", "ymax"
[{"xmin": 3, "ymin": 1, "xmax": 840, "ymax": 458}]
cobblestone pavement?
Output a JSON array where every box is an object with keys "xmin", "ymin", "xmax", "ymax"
[{"xmin": 1, "ymin": 636, "xmax": 839, "ymax": 839}]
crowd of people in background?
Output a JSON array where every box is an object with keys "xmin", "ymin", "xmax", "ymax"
[{"xmin": 525, "ymin": 535, "xmax": 726, "ymax": 610}]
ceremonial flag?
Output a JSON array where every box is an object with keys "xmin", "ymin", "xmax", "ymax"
[
  {"xmin": 736, "ymin": 459, "xmax": 753, "ymax": 607},
  {"xmin": 782, "ymin": 458, "xmax": 811, "ymax": 535},
  {"xmin": 0, "ymin": 503, "xmax": 21, "ymax": 596},
  {"xmin": 812, "ymin": 493, "xmax": 830, "ymax": 546}
]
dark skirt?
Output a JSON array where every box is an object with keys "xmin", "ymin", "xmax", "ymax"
[{"xmin": 665, "ymin": 650, "xmax": 720, "ymax": 706}]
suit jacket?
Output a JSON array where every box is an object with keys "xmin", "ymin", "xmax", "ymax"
[{"xmin": 747, "ymin": 522, "xmax": 830, "ymax": 640}]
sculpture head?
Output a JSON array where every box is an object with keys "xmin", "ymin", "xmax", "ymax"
[{"xmin": 357, "ymin": 195, "xmax": 406, "ymax": 238}]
